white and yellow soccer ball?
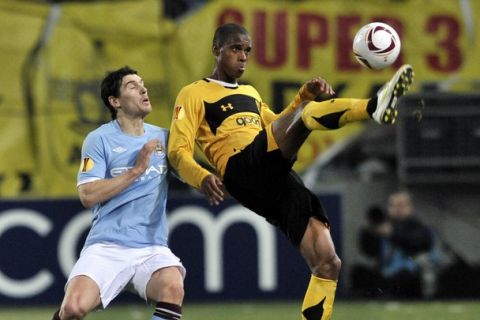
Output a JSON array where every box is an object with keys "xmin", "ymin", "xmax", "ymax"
[{"xmin": 353, "ymin": 22, "xmax": 401, "ymax": 70}]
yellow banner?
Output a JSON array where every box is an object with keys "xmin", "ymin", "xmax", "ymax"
[
  {"xmin": 1, "ymin": 0, "xmax": 478, "ymax": 197},
  {"xmin": 170, "ymin": 0, "xmax": 478, "ymax": 95},
  {"xmin": 32, "ymin": 0, "xmax": 173, "ymax": 196},
  {"xmin": 167, "ymin": 0, "xmax": 478, "ymax": 172},
  {"xmin": 0, "ymin": 0, "xmax": 173, "ymax": 197},
  {"xmin": 0, "ymin": 1, "xmax": 49, "ymax": 196}
]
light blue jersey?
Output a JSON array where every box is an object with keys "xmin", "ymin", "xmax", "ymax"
[{"xmin": 77, "ymin": 120, "xmax": 169, "ymax": 248}]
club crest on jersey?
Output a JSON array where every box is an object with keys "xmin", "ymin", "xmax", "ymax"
[
  {"xmin": 155, "ymin": 143, "xmax": 166, "ymax": 158},
  {"xmin": 220, "ymin": 103, "xmax": 234, "ymax": 112},
  {"xmin": 174, "ymin": 105, "xmax": 185, "ymax": 120},
  {"xmin": 80, "ymin": 157, "xmax": 94, "ymax": 172}
]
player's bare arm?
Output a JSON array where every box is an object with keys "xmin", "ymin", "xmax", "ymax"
[
  {"xmin": 78, "ymin": 139, "xmax": 159, "ymax": 208},
  {"xmin": 200, "ymin": 174, "xmax": 224, "ymax": 206}
]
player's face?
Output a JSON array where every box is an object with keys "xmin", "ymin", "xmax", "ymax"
[
  {"xmin": 214, "ymin": 33, "xmax": 252, "ymax": 82},
  {"xmin": 112, "ymin": 74, "xmax": 151, "ymax": 118}
]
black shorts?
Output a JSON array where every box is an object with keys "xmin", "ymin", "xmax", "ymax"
[{"xmin": 223, "ymin": 130, "xmax": 329, "ymax": 247}]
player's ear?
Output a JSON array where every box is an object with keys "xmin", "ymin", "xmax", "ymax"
[
  {"xmin": 212, "ymin": 45, "xmax": 220, "ymax": 57},
  {"xmin": 108, "ymin": 96, "xmax": 120, "ymax": 108}
]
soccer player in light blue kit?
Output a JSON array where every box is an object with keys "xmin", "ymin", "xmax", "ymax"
[{"xmin": 52, "ymin": 66, "xmax": 185, "ymax": 320}]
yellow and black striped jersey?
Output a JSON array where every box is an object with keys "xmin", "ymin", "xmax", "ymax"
[{"xmin": 168, "ymin": 78, "xmax": 314, "ymax": 189}]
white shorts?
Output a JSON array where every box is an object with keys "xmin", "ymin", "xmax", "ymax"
[{"xmin": 66, "ymin": 243, "xmax": 186, "ymax": 308}]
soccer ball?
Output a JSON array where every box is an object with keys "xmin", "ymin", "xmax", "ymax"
[{"xmin": 352, "ymin": 22, "xmax": 401, "ymax": 70}]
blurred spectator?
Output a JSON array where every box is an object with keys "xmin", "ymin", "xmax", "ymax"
[
  {"xmin": 381, "ymin": 191, "xmax": 439, "ymax": 298},
  {"xmin": 352, "ymin": 191, "xmax": 440, "ymax": 298},
  {"xmin": 358, "ymin": 205, "xmax": 387, "ymax": 261}
]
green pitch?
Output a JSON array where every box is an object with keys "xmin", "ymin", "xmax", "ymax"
[{"xmin": 1, "ymin": 300, "xmax": 478, "ymax": 320}]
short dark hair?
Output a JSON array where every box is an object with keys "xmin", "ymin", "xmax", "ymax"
[
  {"xmin": 366, "ymin": 206, "xmax": 386, "ymax": 226},
  {"xmin": 100, "ymin": 66, "xmax": 138, "ymax": 120},
  {"xmin": 212, "ymin": 23, "xmax": 249, "ymax": 48}
]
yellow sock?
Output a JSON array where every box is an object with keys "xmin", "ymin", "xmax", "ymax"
[
  {"xmin": 301, "ymin": 98, "xmax": 370, "ymax": 130},
  {"xmin": 301, "ymin": 275, "xmax": 337, "ymax": 320}
]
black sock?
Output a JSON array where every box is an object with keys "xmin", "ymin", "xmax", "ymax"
[
  {"xmin": 153, "ymin": 301, "xmax": 182, "ymax": 320},
  {"xmin": 52, "ymin": 309, "xmax": 61, "ymax": 320},
  {"xmin": 366, "ymin": 96, "xmax": 378, "ymax": 117}
]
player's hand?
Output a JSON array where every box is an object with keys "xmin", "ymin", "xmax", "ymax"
[
  {"xmin": 201, "ymin": 174, "xmax": 224, "ymax": 206},
  {"xmin": 132, "ymin": 139, "xmax": 160, "ymax": 176},
  {"xmin": 374, "ymin": 222, "xmax": 393, "ymax": 237},
  {"xmin": 305, "ymin": 77, "xmax": 335, "ymax": 97}
]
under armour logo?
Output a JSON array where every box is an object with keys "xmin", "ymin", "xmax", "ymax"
[{"xmin": 221, "ymin": 103, "xmax": 234, "ymax": 112}]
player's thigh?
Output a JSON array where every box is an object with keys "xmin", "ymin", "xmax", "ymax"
[
  {"xmin": 271, "ymin": 101, "xmax": 310, "ymax": 158},
  {"xmin": 61, "ymin": 275, "xmax": 101, "ymax": 313},
  {"xmin": 146, "ymin": 266, "xmax": 184, "ymax": 304},
  {"xmin": 300, "ymin": 218, "xmax": 340, "ymax": 272}
]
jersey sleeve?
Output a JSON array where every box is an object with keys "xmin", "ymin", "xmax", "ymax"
[
  {"xmin": 168, "ymin": 86, "xmax": 211, "ymax": 189},
  {"xmin": 260, "ymin": 84, "xmax": 317, "ymax": 127},
  {"xmin": 77, "ymin": 132, "xmax": 107, "ymax": 187}
]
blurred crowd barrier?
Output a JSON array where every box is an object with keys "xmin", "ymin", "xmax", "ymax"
[{"xmin": 0, "ymin": 0, "xmax": 479, "ymax": 197}]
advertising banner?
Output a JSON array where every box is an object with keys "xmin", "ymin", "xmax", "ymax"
[
  {"xmin": 31, "ymin": 0, "xmax": 173, "ymax": 196},
  {"xmin": 0, "ymin": 0, "xmax": 478, "ymax": 197},
  {"xmin": 0, "ymin": 0, "xmax": 173, "ymax": 197},
  {"xmin": 0, "ymin": 194, "xmax": 342, "ymax": 304},
  {"xmin": 167, "ymin": 0, "xmax": 479, "ymax": 172},
  {"xmin": 0, "ymin": 1, "xmax": 49, "ymax": 197}
]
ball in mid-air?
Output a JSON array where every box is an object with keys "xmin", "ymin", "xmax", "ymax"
[{"xmin": 353, "ymin": 22, "xmax": 401, "ymax": 70}]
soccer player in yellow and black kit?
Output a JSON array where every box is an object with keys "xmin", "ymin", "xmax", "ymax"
[{"xmin": 168, "ymin": 23, "xmax": 414, "ymax": 320}]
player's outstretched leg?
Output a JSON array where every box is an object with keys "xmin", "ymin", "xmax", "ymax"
[{"xmin": 301, "ymin": 64, "xmax": 415, "ymax": 130}]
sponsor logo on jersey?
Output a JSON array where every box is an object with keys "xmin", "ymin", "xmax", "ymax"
[
  {"xmin": 80, "ymin": 157, "xmax": 94, "ymax": 172},
  {"xmin": 204, "ymin": 94, "xmax": 259, "ymax": 134},
  {"xmin": 220, "ymin": 103, "xmax": 234, "ymax": 112},
  {"xmin": 235, "ymin": 115, "xmax": 261, "ymax": 127},
  {"xmin": 174, "ymin": 105, "xmax": 184, "ymax": 120},
  {"xmin": 110, "ymin": 165, "xmax": 167, "ymax": 181},
  {"xmin": 112, "ymin": 146, "xmax": 127, "ymax": 153}
]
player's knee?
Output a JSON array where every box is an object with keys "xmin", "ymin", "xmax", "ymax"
[
  {"xmin": 160, "ymin": 279, "xmax": 184, "ymax": 303},
  {"xmin": 293, "ymin": 100, "xmax": 309, "ymax": 110},
  {"xmin": 61, "ymin": 300, "xmax": 89, "ymax": 319},
  {"xmin": 311, "ymin": 253, "xmax": 342, "ymax": 279}
]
